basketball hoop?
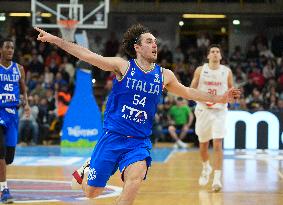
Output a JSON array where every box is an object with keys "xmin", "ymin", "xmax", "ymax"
[{"xmin": 58, "ymin": 20, "xmax": 78, "ymax": 42}]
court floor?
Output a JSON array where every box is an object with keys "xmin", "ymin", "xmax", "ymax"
[{"xmin": 7, "ymin": 144, "xmax": 283, "ymax": 205}]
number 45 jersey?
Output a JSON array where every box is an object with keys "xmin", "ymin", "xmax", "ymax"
[
  {"xmin": 0, "ymin": 62, "xmax": 21, "ymax": 108},
  {"xmin": 104, "ymin": 59, "xmax": 163, "ymax": 138}
]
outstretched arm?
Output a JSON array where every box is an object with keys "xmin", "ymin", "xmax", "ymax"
[
  {"xmin": 34, "ymin": 27, "xmax": 128, "ymax": 75},
  {"xmin": 163, "ymin": 69, "xmax": 240, "ymax": 103}
]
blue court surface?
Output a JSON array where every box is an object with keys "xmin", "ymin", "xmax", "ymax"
[{"xmin": 14, "ymin": 146, "xmax": 174, "ymax": 166}]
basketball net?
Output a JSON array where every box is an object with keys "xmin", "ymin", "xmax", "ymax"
[{"xmin": 58, "ymin": 20, "xmax": 78, "ymax": 42}]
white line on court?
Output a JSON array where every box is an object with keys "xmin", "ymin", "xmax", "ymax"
[{"xmin": 263, "ymin": 159, "xmax": 283, "ymax": 180}]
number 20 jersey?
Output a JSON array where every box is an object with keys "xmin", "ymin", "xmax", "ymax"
[
  {"xmin": 0, "ymin": 62, "xmax": 21, "ymax": 108},
  {"xmin": 104, "ymin": 59, "xmax": 163, "ymax": 138}
]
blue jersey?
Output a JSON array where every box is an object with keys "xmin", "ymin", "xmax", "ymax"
[
  {"xmin": 104, "ymin": 59, "xmax": 163, "ymax": 138},
  {"xmin": 0, "ymin": 62, "xmax": 21, "ymax": 108}
]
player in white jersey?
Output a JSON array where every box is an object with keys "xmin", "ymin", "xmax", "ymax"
[{"xmin": 190, "ymin": 44, "xmax": 234, "ymax": 192}]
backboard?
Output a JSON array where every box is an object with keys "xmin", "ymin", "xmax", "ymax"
[{"xmin": 31, "ymin": 0, "xmax": 109, "ymax": 29}]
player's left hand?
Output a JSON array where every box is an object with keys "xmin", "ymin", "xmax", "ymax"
[
  {"xmin": 220, "ymin": 88, "xmax": 241, "ymax": 103},
  {"xmin": 227, "ymin": 87, "xmax": 241, "ymax": 103},
  {"xmin": 24, "ymin": 104, "xmax": 31, "ymax": 118}
]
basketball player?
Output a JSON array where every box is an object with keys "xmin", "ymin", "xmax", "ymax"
[
  {"xmin": 35, "ymin": 25, "xmax": 240, "ymax": 204},
  {"xmin": 190, "ymin": 44, "xmax": 234, "ymax": 192},
  {"xmin": 0, "ymin": 38, "xmax": 31, "ymax": 203}
]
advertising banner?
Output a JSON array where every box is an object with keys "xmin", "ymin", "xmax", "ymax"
[
  {"xmin": 225, "ymin": 111, "xmax": 283, "ymax": 150},
  {"xmin": 61, "ymin": 69, "xmax": 102, "ymax": 147}
]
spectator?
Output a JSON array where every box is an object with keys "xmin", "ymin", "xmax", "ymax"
[
  {"xmin": 158, "ymin": 45, "xmax": 173, "ymax": 64},
  {"xmin": 263, "ymin": 59, "xmax": 276, "ymax": 79},
  {"xmin": 54, "ymin": 72, "xmax": 68, "ymax": 88},
  {"xmin": 173, "ymin": 46, "xmax": 185, "ymax": 63},
  {"xmin": 243, "ymin": 78, "xmax": 256, "ymax": 97},
  {"xmin": 234, "ymin": 65, "xmax": 247, "ymax": 84},
  {"xmin": 248, "ymin": 66, "xmax": 265, "ymax": 89},
  {"xmin": 272, "ymin": 34, "xmax": 283, "ymax": 57},
  {"xmin": 246, "ymin": 88, "xmax": 264, "ymax": 111},
  {"xmin": 159, "ymin": 59, "xmax": 171, "ymax": 70},
  {"xmin": 259, "ymin": 45, "xmax": 274, "ymax": 59},
  {"xmin": 230, "ymin": 46, "xmax": 245, "ymax": 65},
  {"xmin": 30, "ymin": 81, "xmax": 46, "ymax": 98},
  {"xmin": 246, "ymin": 44, "xmax": 259, "ymax": 60},
  {"xmin": 26, "ymin": 73, "xmax": 38, "ymax": 91},
  {"xmin": 37, "ymin": 98, "xmax": 51, "ymax": 144},
  {"xmin": 268, "ymin": 95, "xmax": 278, "ymax": 111},
  {"xmin": 151, "ymin": 104, "xmax": 166, "ymax": 144},
  {"xmin": 29, "ymin": 53, "xmax": 44, "ymax": 74},
  {"xmin": 31, "ymin": 48, "xmax": 44, "ymax": 63},
  {"xmin": 104, "ymin": 31, "xmax": 119, "ymax": 57},
  {"xmin": 58, "ymin": 64, "xmax": 70, "ymax": 84},
  {"xmin": 18, "ymin": 96, "xmax": 39, "ymax": 145},
  {"xmin": 168, "ymin": 97, "xmax": 194, "ymax": 149},
  {"xmin": 173, "ymin": 60, "xmax": 187, "ymax": 85},
  {"xmin": 38, "ymin": 42, "xmax": 49, "ymax": 59},
  {"xmin": 46, "ymin": 88, "xmax": 56, "ymax": 118},
  {"xmin": 43, "ymin": 66, "xmax": 54, "ymax": 88},
  {"xmin": 92, "ymin": 35, "xmax": 104, "ymax": 55},
  {"xmin": 61, "ymin": 56, "xmax": 75, "ymax": 81},
  {"xmin": 197, "ymin": 33, "xmax": 210, "ymax": 50},
  {"xmin": 57, "ymin": 83, "xmax": 71, "ymax": 129},
  {"xmin": 45, "ymin": 49, "xmax": 62, "ymax": 68},
  {"xmin": 277, "ymin": 98, "xmax": 283, "ymax": 111}
]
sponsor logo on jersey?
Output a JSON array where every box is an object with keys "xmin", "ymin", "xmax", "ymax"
[
  {"xmin": 121, "ymin": 105, "xmax": 147, "ymax": 124},
  {"xmin": 88, "ymin": 168, "xmax": 97, "ymax": 181},
  {"xmin": 154, "ymin": 74, "xmax": 160, "ymax": 83},
  {"xmin": 131, "ymin": 67, "xmax": 135, "ymax": 76},
  {"xmin": 0, "ymin": 94, "xmax": 16, "ymax": 103},
  {"xmin": 13, "ymin": 67, "xmax": 18, "ymax": 74}
]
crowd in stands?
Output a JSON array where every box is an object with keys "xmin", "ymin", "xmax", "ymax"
[
  {"xmin": 1, "ymin": 21, "xmax": 283, "ymax": 146},
  {"xmin": 153, "ymin": 32, "xmax": 283, "ymax": 145}
]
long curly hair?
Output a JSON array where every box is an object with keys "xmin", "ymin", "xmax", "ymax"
[{"xmin": 121, "ymin": 24, "xmax": 151, "ymax": 59}]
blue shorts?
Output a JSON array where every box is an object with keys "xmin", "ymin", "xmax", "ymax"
[
  {"xmin": 0, "ymin": 107, "xmax": 18, "ymax": 147},
  {"xmin": 87, "ymin": 129, "xmax": 152, "ymax": 187}
]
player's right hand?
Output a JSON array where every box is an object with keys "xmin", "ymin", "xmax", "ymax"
[{"xmin": 34, "ymin": 27, "xmax": 57, "ymax": 43}]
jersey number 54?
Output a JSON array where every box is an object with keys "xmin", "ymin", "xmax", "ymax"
[{"xmin": 133, "ymin": 94, "xmax": 147, "ymax": 107}]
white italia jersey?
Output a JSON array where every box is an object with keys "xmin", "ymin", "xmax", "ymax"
[{"xmin": 197, "ymin": 63, "xmax": 229, "ymax": 110}]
